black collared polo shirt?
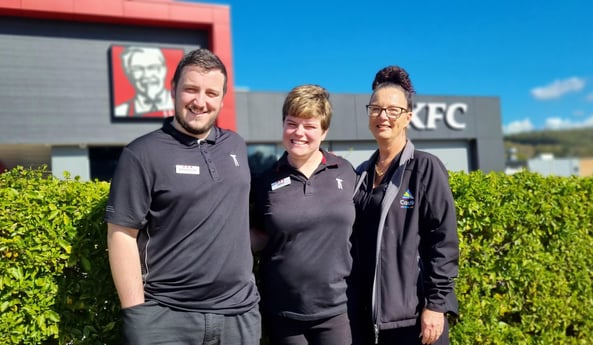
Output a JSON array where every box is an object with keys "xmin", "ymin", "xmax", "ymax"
[
  {"xmin": 251, "ymin": 150, "xmax": 357, "ymax": 321},
  {"xmin": 105, "ymin": 118, "xmax": 259, "ymax": 314}
]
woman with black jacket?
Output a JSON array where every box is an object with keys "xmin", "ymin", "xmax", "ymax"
[{"xmin": 349, "ymin": 66, "xmax": 459, "ymax": 345}]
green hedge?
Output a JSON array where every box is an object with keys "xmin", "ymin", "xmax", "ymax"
[
  {"xmin": 1, "ymin": 167, "xmax": 593, "ymax": 344},
  {"xmin": 0, "ymin": 167, "xmax": 119, "ymax": 345},
  {"xmin": 450, "ymin": 171, "xmax": 593, "ymax": 345}
]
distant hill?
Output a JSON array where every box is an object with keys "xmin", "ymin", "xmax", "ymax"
[{"xmin": 504, "ymin": 127, "xmax": 593, "ymax": 160}]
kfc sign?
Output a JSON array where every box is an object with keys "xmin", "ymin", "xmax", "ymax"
[
  {"xmin": 110, "ymin": 45, "xmax": 184, "ymax": 119},
  {"xmin": 411, "ymin": 102, "xmax": 467, "ymax": 130}
]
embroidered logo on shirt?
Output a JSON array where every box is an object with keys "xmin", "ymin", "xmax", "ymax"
[
  {"xmin": 176, "ymin": 165, "xmax": 200, "ymax": 175},
  {"xmin": 400, "ymin": 189, "xmax": 415, "ymax": 209},
  {"xmin": 336, "ymin": 178, "xmax": 343, "ymax": 190},
  {"xmin": 230, "ymin": 154, "xmax": 239, "ymax": 167},
  {"xmin": 271, "ymin": 177, "xmax": 291, "ymax": 191}
]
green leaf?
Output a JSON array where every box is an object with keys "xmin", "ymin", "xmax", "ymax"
[{"xmin": 81, "ymin": 257, "xmax": 92, "ymax": 272}]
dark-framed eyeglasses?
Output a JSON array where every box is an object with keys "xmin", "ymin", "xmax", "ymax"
[{"xmin": 366, "ymin": 104, "xmax": 409, "ymax": 119}]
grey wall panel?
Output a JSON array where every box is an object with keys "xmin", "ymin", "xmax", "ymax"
[
  {"xmin": 414, "ymin": 140, "xmax": 470, "ymax": 172},
  {"xmin": 0, "ymin": 17, "xmax": 207, "ymax": 145},
  {"xmin": 474, "ymin": 97, "xmax": 504, "ymax": 139},
  {"xmin": 235, "ymin": 90, "xmax": 251, "ymax": 138},
  {"xmin": 475, "ymin": 138, "xmax": 505, "ymax": 172},
  {"xmin": 239, "ymin": 92, "xmax": 285, "ymax": 142},
  {"xmin": 353, "ymin": 94, "xmax": 375, "ymax": 141},
  {"xmin": 326, "ymin": 93, "xmax": 358, "ymax": 140}
]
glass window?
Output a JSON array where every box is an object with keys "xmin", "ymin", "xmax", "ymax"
[{"xmin": 247, "ymin": 144, "xmax": 279, "ymax": 176}]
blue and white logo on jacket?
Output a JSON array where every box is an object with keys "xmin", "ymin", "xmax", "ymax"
[{"xmin": 400, "ymin": 189, "xmax": 415, "ymax": 209}]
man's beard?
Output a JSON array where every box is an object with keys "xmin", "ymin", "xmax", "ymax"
[{"xmin": 175, "ymin": 110, "xmax": 217, "ymax": 136}]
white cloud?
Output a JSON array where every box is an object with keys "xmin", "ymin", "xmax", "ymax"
[
  {"xmin": 504, "ymin": 114, "xmax": 593, "ymax": 134},
  {"xmin": 586, "ymin": 92, "xmax": 593, "ymax": 102},
  {"xmin": 530, "ymin": 77, "xmax": 585, "ymax": 100},
  {"xmin": 543, "ymin": 115, "xmax": 593, "ymax": 130},
  {"xmin": 503, "ymin": 119, "xmax": 534, "ymax": 134},
  {"xmin": 544, "ymin": 117, "xmax": 574, "ymax": 130}
]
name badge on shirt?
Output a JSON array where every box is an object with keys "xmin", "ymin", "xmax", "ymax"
[
  {"xmin": 176, "ymin": 165, "xmax": 200, "ymax": 175},
  {"xmin": 271, "ymin": 177, "xmax": 291, "ymax": 191}
]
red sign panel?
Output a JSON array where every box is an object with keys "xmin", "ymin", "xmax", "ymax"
[{"xmin": 110, "ymin": 45, "xmax": 184, "ymax": 118}]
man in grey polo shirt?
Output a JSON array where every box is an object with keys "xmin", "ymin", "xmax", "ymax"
[{"xmin": 105, "ymin": 48, "xmax": 260, "ymax": 345}]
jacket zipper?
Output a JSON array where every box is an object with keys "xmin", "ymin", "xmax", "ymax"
[
  {"xmin": 374, "ymin": 324, "xmax": 379, "ymax": 344},
  {"xmin": 369, "ymin": 144, "xmax": 413, "ymax": 345},
  {"xmin": 371, "ymin": 150, "xmax": 411, "ymax": 344},
  {"xmin": 372, "ymin": 217, "xmax": 382, "ymax": 344},
  {"xmin": 372, "ymin": 215, "xmax": 382, "ymax": 344}
]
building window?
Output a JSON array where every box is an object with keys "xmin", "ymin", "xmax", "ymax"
[
  {"xmin": 247, "ymin": 144, "xmax": 279, "ymax": 176},
  {"xmin": 89, "ymin": 147, "xmax": 123, "ymax": 181}
]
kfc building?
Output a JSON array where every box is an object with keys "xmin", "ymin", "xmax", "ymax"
[{"xmin": 0, "ymin": 0, "xmax": 504, "ymax": 180}]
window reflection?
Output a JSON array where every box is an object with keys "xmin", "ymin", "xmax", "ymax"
[{"xmin": 247, "ymin": 144, "xmax": 278, "ymax": 176}]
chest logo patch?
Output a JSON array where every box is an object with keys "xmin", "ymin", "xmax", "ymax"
[
  {"xmin": 176, "ymin": 165, "xmax": 200, "ymax": 175},
  {"xmin": 400, "ymin": 189, "xmax": 415, "ymax": 209},
  {"xmin": 230, "ymin": 154, "xmax": 239, "ymax": 167},
  {"xmin": 271, "ymin": 177, "xmax": 291, "ymax": 191},
  {"xmin": 336, "ymin": 178, "xmax": 343, "ymax": 190}
]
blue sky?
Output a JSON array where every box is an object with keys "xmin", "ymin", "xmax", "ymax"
[{"xmin": 196, "ymin": 0, "xmax": 593, "ymax": 134}]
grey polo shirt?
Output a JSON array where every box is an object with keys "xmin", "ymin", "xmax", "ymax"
[
  {"xmin": 251, "ymin": 150, "xmax": 357, "ymax": 321},
  {"xmin": 105, "ymin": 118, "xmax": 259, "ymax": 314}
]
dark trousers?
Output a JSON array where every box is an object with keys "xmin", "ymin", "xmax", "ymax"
[
  {"xmin": 379, "ymin": 319, "xmax": 449, "ymax": 345},
  {"xmin": 352, "ymin": 318, "xmax": 450, "ymax": 345},
  {"xmin": 264, "ymin": 312, "xmax": 352, "ymax": 345},
  {"xmin": 120, "ymin": 300, "xmax": 261, "ymax": 345}
]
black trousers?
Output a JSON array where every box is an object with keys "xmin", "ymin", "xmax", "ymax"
[
  {"xmin": 264, "ymin": 312, "xmax": 352, "ymax": 345},
  {"xmin": 352, "ymin": 318, "xmax": 450, "ymax": 345}
]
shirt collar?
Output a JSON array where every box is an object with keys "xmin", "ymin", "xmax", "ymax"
[
  {"xmin": 162, "ymin": 117, "xmax": 219, "ymax": 146},
  {"xmin": 276, "ymin": 149, "xmax": 338, "ymax": 172}
]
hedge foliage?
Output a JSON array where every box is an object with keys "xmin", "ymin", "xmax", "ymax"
[
  {"xmin": 450, "ymin": 171, "xmax": 593, "ymax": 345},
  {"xmin": 1, "ymin": 167, "xmax": 593, "ymax": 344},
  {"xmin": 0, "ymin": 167, "xmax": 118, "ymax": 345}
]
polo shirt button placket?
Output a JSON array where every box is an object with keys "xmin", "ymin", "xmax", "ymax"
[
  {"xmin": 305, "ymin": 180, "xmax": 313, "ymax": 195},
  {"xmin": 200, "ymin": 144, "xmax": 220, "ymax": 181}
]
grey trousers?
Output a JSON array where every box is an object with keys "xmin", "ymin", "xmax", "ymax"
[{"xmin": 120, "ymin": 300, "xmax": 261, "ymax": 345}]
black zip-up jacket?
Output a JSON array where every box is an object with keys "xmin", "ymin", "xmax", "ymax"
[{"xmin": 351, "ymin": 140, "xmax": 459, "ymax": 336}]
